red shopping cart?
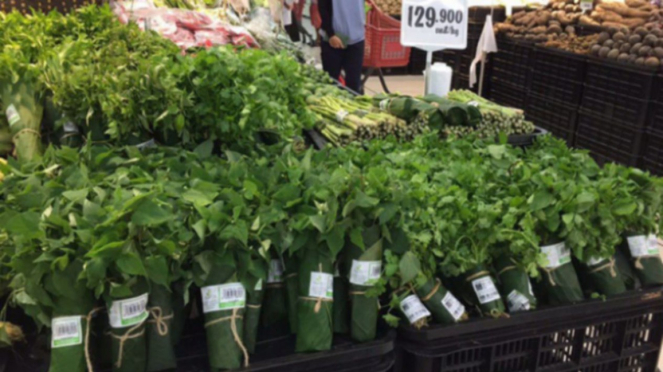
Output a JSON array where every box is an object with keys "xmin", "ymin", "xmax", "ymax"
[{"xmin": 362, "ymin": 0, "xmax": 411, "ymax": 93}]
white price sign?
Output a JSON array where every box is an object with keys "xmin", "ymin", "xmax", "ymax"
[{"xmin": 401, "ymin": 0, "xmax": 468, "ymax": 51}]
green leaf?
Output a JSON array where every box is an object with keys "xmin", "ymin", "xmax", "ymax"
[
  {"xmin": 309, "ymin": 215, "xmax": 327, "ymax": 232},
  {"xmin": 355, "ymin": 192, "xmax": 379, "ymax": 208},
  {"xmin": 350, "ymin": 228, "xmax": 365, "ymax": 250},
  {"xmin": 530, "ymin": 191, "xmax": 554, "ymax": 211},
  {"xmin": 116, "ymin": 253, "xmax": 146, "ymax": 276},
  {"xmin": 379, "ymin": 203, "xmax": 399, "ymax": 225},
  {"xmin": 194, "ymin": 139, "xmax": 214, "ymax": 159},
  {"xmin": 62, "ymin": 189, "xmax": 89, "ymax": 203},
  {"xmin": 383, "ymin": 313, "xmax": 400, "ymax": 328},
  {"xmin": 611, "ymin": 200, "xmax": 637, "ymax": 216},
  {"xmin": 326, "ymin": 225, "xmax": 345, "ymax": 258},
  {"xmin": 132, "ymin": 200, "xmax": 172, "ymax": 226},
  {"xmin": 145, "ymin": 256, "xmax": 169, "ymax": 287},
  {"xmin": 183, "ymin": 189, "xmax": 216, "ymax": 206},
  {"xmin": 399, "ymin": 251, "xmax": 420, "ymax": 284},
  {"xmin": 487, "ymin": 144, "xmax": 505, "ymax": 159}
]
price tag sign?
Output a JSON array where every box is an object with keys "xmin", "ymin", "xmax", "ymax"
[
  {"xmin": 401, "ymin": 0, "xmax": 468, "ymax": 51},
  {"xmin": 580, "ymin": 0, "xmax": 593, "ymax": 11}
]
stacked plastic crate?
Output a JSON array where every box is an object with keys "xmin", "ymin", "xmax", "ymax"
[
  {"xmin": 576, "ymin": 60, "xmax": 655, "ymax": 166},
  {"xmin": 486, "ymin": 38, "xmax": 532, "ymax": 110},
  {"xmin": 641, "ymin": 76, "xmax": 663, "ymax": 176},
  {"xmin": 524, "ymin": 47, "xmax": 587, "ymax": 146}
]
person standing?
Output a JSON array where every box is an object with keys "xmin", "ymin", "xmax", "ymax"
[{"xmin": 318, "ymin": 0, "xmax": 366, "ymax": 93}]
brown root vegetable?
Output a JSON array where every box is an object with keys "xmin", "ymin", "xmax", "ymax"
[
  {"xmin": 580, "ymin": 15, "xmax": 601, "ymax": 26},
  {"xmin": 623, "ymin": 18, "xmax": 647, "ymax": 29},
  {"xmin": 598, "ymin": 31, "xmax": 611, "ymax": 43},
  {"xmin": 645, "ymin": 56, "xmax": 660, "ymax": 67},
  {"xmin": 628, "ymin": 34, "xmax": 642, "ymax": 44},
  {"xmin": 635, "ymin": 56, "xmax": 645, "ymax": 65},
  {"xmin": 631, "ymin": 42, "xmax": 644, "ymax": 54},
  {"xmin": 607, "ymin": 49, "xmax": 620, "ymax": 59},
  {"xmin": 601, "ymin": 11, "xmax": 624, "ymax": 23},
  {"xmin": 590, "ymin": 44, "xmax": 602, "ymax": 55},
  {"xmin": 531, "ymin": 25, "xmax": 547, "ymax": 34},
  {"xmin": 654, "ymin": 46, "xmax": 663, "ymax": 58},
  {"xmin": 620, "ymin": 42, "xmax": 632, "ymax": 53},
  {"xmin": 644, "ymin": 34, "xmax": 658, "ymax": 46},
  {"xmin": 628, "ymin": 54, "xmax": 638, "ymax": 63},
  {"xmin": 603, "ymin": 22, "xmax": 630, "ymax": 31},
  {"xmin": 536, "ymin": 12, "xmax": 552, "ymax": 26},
  {"xmin": 613, "ymin": 31, "xmax": 627, "ymax": 42},
  {"xmin": 547, "ymin": 25, "xmax": 562, "ymax": 34},
  {"xmin": 565, "ymin": 25, "xmax": 575, "ymax": 35},
  {"xmin": 651, "ymin": 29, "xmax": 663, "ymax": 38},
  {"xmin": 624, "ymin": 8, "xmax": 652, "ymax": 19},
  {"xmin": 639, "ymin": 45, "xmax": 652, "ymax": 56},
  {"xmin": 598, "ymin": 46, "xmax": 611, "ymax": 57},
  {"xmin": 626, "ymin": 0, "xmax": 648, "ymax": 8},
  {"xmin": 603, "ymin": 39, "xmax": 615, "ymax": 48},
  {"xmin": 599, "ymin": 2, "xmax": 630, "ymax": 17},
  {"xmin": 618, "ymin": 53, "xmax": 630, "ymax": 62},
  {"xmin": 635, "ymin": 26, "xmax": 648, "ymax": 36}
]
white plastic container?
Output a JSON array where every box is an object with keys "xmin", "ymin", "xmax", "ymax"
[{"xmin": 427, "ymin": 62, "xmax": 453, "ymax": 97}]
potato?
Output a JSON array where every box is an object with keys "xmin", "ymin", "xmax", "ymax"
[
  {"xmin": 635, "ymin": 56, "xmax": 645, "ymax": 65},
  {"xmin": 607, "ymin": 49, "xmax": 620, "ymax": 59},
  {"xmin": 565, "ymin": 25, "xmax": 575, "ymax": 35},
  {"xmin": 631, "ymin": 42, "xmax": 643, "ymax": 54},
  {"xmin": 547, "ymin": 25, "xmax": 562, "ymax": 34},
  {"xmin": 618, "ymin": 53, "xmax": 630, "ymax": 62},
  {"xmin": 620, "ymin": 42, "xmax": 632, "ymax": 53},
  {"xmin": 654, "ymin": 47, "xmax": 663, "ymax": 58},
  {"xmin": 603, "ymin": 39, "xmax": 615, "ymax": 48},
  {"xmin": 635, "ymin": 27, "xmax": 648, "ymax": 37},
  {"xmin": 599, "ymin": 46, "xmax": 611, "ymax": 57},
  {"xmin": 628, "ymin": 54, "xmax": 639, "ymax": 63},
  {"xmin": 598, "ymin": 32, "xmax": 611, "ymax": 43},
  {"xmin": 590, "ymin": 44, "xmax": 602, "ymax": 55},
  {"xmin": 639, "ymin": 45, "xmax": 652, "ymax": 56},
  {"xmin": 651, "ymin": 29, "xmax": 663, "ymax": 38},
  {"xmin": 628, "ymin": 34, "xmax": 642, "ymax": 44},
  {"xmin": 645, "ymin": 57, "xmax": 660, "ymax": 67},
  {"xmin": 613, "ymin": 31, "xmax": 627, "ymax": 42},
  {"xmin": 644, "ymin": 34, "xmax": 658, "ymax": 46}
]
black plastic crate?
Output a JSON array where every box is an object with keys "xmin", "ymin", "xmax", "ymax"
[
  {"xmin": 642, "ymin": 157, "xmax": 663, "ymax": 176},
  {"xmin": 575, "ymin": 134, "xmax": 641, "ymax": 167},
  {"xmin": 581, "ymin": 85, "xmax": 651, "ymax": 129},
  {"xmin": 468, "ymin": 6, "xmax": 506, "ymax": 22},
  {"xmin": 652, "ymin": 74, "xmax": 663, "ymax": 104},
  {"xmin": 491, "ymin": 57, "xmax": 530, "ymax": 90},
  {"xmin": 576, "ymin": 110, "xmax": 645, "ymax": 158},
  {"xmin": 640, "ymin": 130, "xmax": 663, "ymax": 168},
  {"xmin": 395, "ymin": 288, "xmax": 663, "ymax": 372},
  {"xmin": 530, "ymin": 70, "xmax": 584, "ymax": 106},
  {"xmin": 488, "ymin": 78, "xmax": 527, "ymax": 110},
  {"xmin": 576, "ymin": 24, "xmax": 603, "ymax": 37},
  {"xmin": 584, "ymin": 58, "xmax": 655, "ymax": 101},
  {"xmin": 496, "ymin": 38, "xmax": 533, "ymax": 63},
  {"xmin": 533, "ymin": 46, "xmax": 587, "ymax": 83},
  {"xmin": 645, "ymin": 102, "xmax": 663, "ymax": 137},
  {"xmin": 525, "ymin": 93, "xmax": 578, "ymax": 145}
]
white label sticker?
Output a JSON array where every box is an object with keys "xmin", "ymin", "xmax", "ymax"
[
  {"xmin": 308, "ymin": 272, "xmax": 333, "ymax": 299},
  {"xmin": 254, "ymin": 279, "xmax": 263, "ymax": 291},
  {"xmin": 580, "ymin": 0, "xmax": 593, "ymax": 11},
  {"xmin": 109, "ymin": 293, "xmax": 149, "ymax": 328},
  {"xmin": 506, "ymin": 290, "xmax": 530, "ymax": 312},
  {"xmin": 400, "ymin": 295, "xmax": 431, "ymax": 324},
  {"xmin": 51, "ymin": 316, "xmax": 83, "ymax": 348},
  {"xmin": 335, "ymin": 110, "xmax": 349, "ymax": 123},
  {"xmin": 541, "ymin": 242, "xmax": 571, "ymax": 268},
  {"xmin": 472, "ymin": 276, "xmax": 501, "ymax": 304},
  {"xmin": 136, "ymin": 138, "xmax": 157, "ymax": 150},
  {"xmin": 63, "ymin": 122, "xmax": 79, "ymax": 134},
  {"xmin": 379, "ymin": 99, "xmax": 390, "ymax": 111},
  {"xmin": 201, "ymin": 283, "xmax": 245, "ymax": 314},
  {"xmin": 528, "ymin": 280, "xmax": 534, "ymax": 296},
  {"xmin": 267, "ymin": 259, "xmax": 284, "ymax": 283},
  {"xmin": 627, "ymin": 235, "xmax": 659, "ymax": 257},
  {"xmin": 586, "ymin": 256, "xmax": 606, "ymax": 267},
  {"xmin": 349, "ymin": 260, "xmax": 382, "ymax": 286},
  {"xmin": 441, "ymin": 291, "xmax": 465, "ymax": 321},
  {"xmin": 6, "ymin": 104, "xmax": 20, "ymax": 127},
  {"xmin": 467, "ymin": 101, "xmax": 479, "ymax": 107},
  {"xmin": 401, "ymin": 0, "xmax": 469, "ymax": 51}
]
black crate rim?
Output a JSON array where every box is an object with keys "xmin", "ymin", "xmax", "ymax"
[
  {"xmin": 533, "ymin": 45, "xmax": 588, "ymax": 63},
  {"xmin": 586, "ymin": 56, "xmax": 659, "ymax": 75}
]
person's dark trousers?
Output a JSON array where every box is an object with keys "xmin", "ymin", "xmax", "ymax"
[
  {"xmin": 321, "ymin": 40, "xmax": 365, "ymax": 94},
  {"xmin": 285, "ymin": 11, "xmax": 301, "ymax": 42}
]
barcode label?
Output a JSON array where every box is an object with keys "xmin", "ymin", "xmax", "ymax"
[
  {"xmin": 441, "ymin": 292, "xmax": 465, "ymax": 321},
  {"xmin": 507, "ymin": 290, "xmax": 531, "ymax": 312},
  {"xmin": 63, "ymin": 122, "xmax": 79, "ymax": 133},
  {"xmin": 335, "ymin": 110, "xmax": 349, "ymax": 123},
  {"xmin": 109, "ymin": 293, "xmax": 149, "ymax": 328},
  {"xmin": 467, "ymin": 101, "xmax": 479, "ymax": 107},
  {"xmin": 472, "ymin": 277, "xmax": 501, "ymax": 304},
  {"xmin": 541, "ymin": 242, "xmax": 571, "ymax": 268},
  {"xmin": 309, "ymin": 272, "xmax": 333, "ymax": 299},
  {"xmin": 267, "ymin": 259, "xmax": 284, "ymax": 283},
  {"xmin": 627, "ymin": 235, "xmax": 659, "ymax": 257},
  {"xmin": 6, "ymin": 104, "xmax": 19, "ymax": 127},
  {"xmin": 400, "ymin": 295, "xmax": 430, "ymax": 324},
  {"xmin": 255, "ymin": 279, "xmax": 263, "ymax": 291},
  {"xmin": 349, "ymin": 260, "xmax": 382, "ymax": 286},
  {"xmin": 201, "ymin": 283, "xmax": 246, "ymax": 314},
  {"xmin": 51, "ymin": 316, "xmax": 82, "ymax": 348}
]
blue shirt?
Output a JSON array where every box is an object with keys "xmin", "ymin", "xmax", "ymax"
[{"xmin": 319, "ymin": 0, "xmax": 366, "ymax": 46}]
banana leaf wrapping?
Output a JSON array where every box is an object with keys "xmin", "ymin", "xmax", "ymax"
[
  {"xmin": 170, "ymin": 280, "xmax": 188, "ymax": 346},
  {"xmin": 243, "ymin": 280, "xmax": 264, "ymax": 354},
  {"xmin": 284, "ymin": 255, "xmax": 299, "ymax": 334},
  {"xmin": 579, "ymin": 256, "xmax": 626, "ymax": 296},
  {"xmin": 146, "ymin": 283, "xmax": 176, "ymax": 372},
  {"xmin": 108, "ymin": 279, "xmax": 149, "ymax": 372},
  {"xmin": 295, "ymin": 247, "xmax": 334, "ymax": 352},
  {"xmin": 615, "ymin": 249, "xmax": 641, "ymax": 290},
  {"xmin": 42, "ymin": 94, "xmax": 82, "ymax": 148},
  {"xmin": 419, "ymin": 94, "xmax": 482, "ymax": 128},
  {"xmin": 621, "ymin": 234, "xmax": 663, "ymax": 286},
  {"xmin": 346, "ymin": 226, "xmax": 381, "ymax": 342},
  {"xmin": 1, "ymin": 78, "xmax": 43, "ymax": 162},
  {"xmin": 96, "ymin": 312, "xmax": 113, "ymax": 367},
  {"xmin": 202, "ymin": 266, "xmax": 248, "ymax": 371},
  {"xmin": 494, "ymin": 256, "xmax": 536, "ymax": 312},
  {"xmin": 454, "ymin": 266, "xmax": 505, "ymax": 317},
  {"xmin": 539, "ymin": 241, "xmax": 584, "ymax": 305},
  {"xmin": 261, "ymin": 258, "xmax": 288, "ymax": 329},
  {"xmin": 48, "ymin": 262, "xmax": 96, "ymax": 372},
  {"xmin": 415, "ymin": 278, "xmax": 467, "ymax": 325},
  {"xmin": 333, "ymin": 275, "xmax": 349, "ymax": 334}
]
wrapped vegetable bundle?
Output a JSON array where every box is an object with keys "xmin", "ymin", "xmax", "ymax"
[
  {"xmin": 284, "ymin": 256, "xmax": 300, "ymax": 334},
  {"xmin": 296, "ymin": 246, "xmax": 334, "ymax": 352},
  {"xmin": 108, "ymin": 280, "xmax": 150, "ymax": 372},
  {"xmin": 415, "ymin": 279, "xmax": 467, "ymax": 325},
  {"xmin": 494, "ymin": 256, "xmax": 536, "ymax": 312},
  {"xmin": 244, "ymin": 278, "xmax": 265, "ymax": 354},
  {"xmin": 146, "ymin": 283, "xmax": 177, "ymax": 372},
  {"xmin": 261, "ymin": 257, "xmax": 288, "ymax": 329},
  {"xmin": 621, "ymin": 234, "xmax": 663, "ymax": 286},
  {"xmin": 333, "ymin": 262, "xmax": 350, "ymax": 335},
  {"xmin": 539, "ymin": 241, "xmax": 584, "ymax": 305},
  {"xmin": 578, "ymin": 256, "xmax": 627, "ymax": 296},
  {"xmin": 457, "ymin": 267, "xmax": 506, "ymax": 317}
]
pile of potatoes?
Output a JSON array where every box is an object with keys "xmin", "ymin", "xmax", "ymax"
[
  {"xmin": 373, "ymin": 0, "xmax": 401, "ymax": 15},
  {"xmin": 494, "ymin": 0, "xmax": 583, "ymax": 42},
  {"xmin": 589, "ymin": 26, "xmax": 663, "ymax": 68}
]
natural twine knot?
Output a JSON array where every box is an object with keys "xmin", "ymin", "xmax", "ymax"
[
  {"xmin": 204, "ymin": 308, "xmax": 249, "ymax": 368},
  {"xmin": 107, "ymin": 322, "xmax": 146, "ymax": 369},
  {"xmin": 147, "ymin": 307, "xmax": 174, "ymax": 336},
  {"xmin": 589, "ymin": 257, "xmax": 617, "ymax": 278}
]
